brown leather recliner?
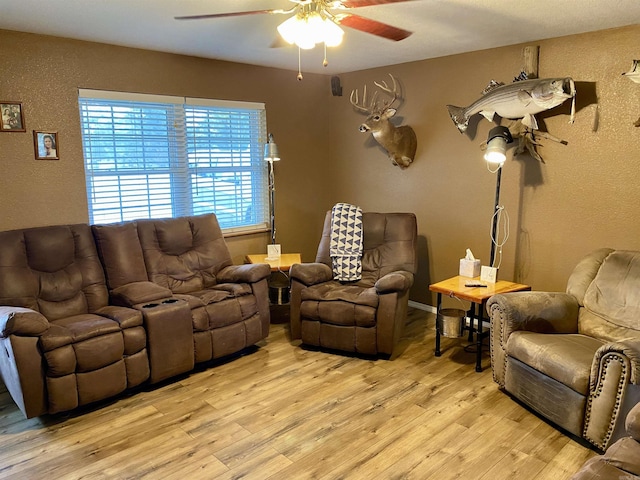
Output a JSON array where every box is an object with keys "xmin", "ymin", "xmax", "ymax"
[
  {"xmin": 290, "ymin": 211, "xmax": 417, "ymax": 356},
  {"xmin": 488, "ymin": 248, "xmax": 640, "ymax": 451},
  {"xmin": 92, "ymin": 214, "xmax": 271, "ymax": 371},
  {"xmin": 0, "ymin": 224, "xmax": 150, "ymax": 418}
]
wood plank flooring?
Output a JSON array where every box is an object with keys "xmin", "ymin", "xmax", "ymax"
[{"xmin": 0, "ymin": 309, "xmax": 596, "ymax": 479}]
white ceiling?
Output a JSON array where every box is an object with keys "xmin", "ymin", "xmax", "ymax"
[{"xmin": 1, "ymin": 0, "xmax": 639, "ymax": 75}]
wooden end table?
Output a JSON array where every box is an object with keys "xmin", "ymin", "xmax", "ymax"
[
  {"xmin": 245, "ymin": 253, "xmax": 301, "ymax": 272},
  {"xmin": 429, "ymin": 275, "xmax": 530, "ymax": 372}
]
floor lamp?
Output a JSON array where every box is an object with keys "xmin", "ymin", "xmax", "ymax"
[
  {"xmin": 264, "ymin": 133, "xmax": 280, "ymax": 249},
  {"xmin": 484, "ymin": 126, "xmax": 513, "ymax": 268}
]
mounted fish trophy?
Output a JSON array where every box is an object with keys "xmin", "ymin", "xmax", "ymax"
[
  {"xmin": 350, "ymin": 74, "xmax": 417, "ymax": 169},
  {"xmin": 447, "ymin": 76, "xmax": 576, "ymax": 133},
  {"xmin": 447, "ymin": 75, "xmax": 576, "ymax": 162}
]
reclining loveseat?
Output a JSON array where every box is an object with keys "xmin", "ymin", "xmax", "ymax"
[
  {"xmin": 0, "ymin": 214, "xmax": 271, "ymax": 418},
  {"xmin": 92, "ymin": 214, "xmax": 271, "ymax": 376}
]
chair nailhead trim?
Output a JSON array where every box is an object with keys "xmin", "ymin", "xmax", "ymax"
[{"xmin": 583, "ymin": 353, "xmax": 628, "ymax": 449}]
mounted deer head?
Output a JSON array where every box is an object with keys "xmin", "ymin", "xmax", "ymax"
[{"xmin": 350, "ymin": 74, "xmax": 417, "ymax": 169}]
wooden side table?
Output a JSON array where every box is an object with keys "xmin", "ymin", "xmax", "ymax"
[
  {"xmin": 245, "ymin": 253, "xmax": 301, "ymax": 272},
  {"xmin": 429, "ymin": 276, "xmax": 530, "ymax": 372}
]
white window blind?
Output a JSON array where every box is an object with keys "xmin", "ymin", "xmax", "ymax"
[{"xmin": 78, "ymin": 89, "xmax": 269, "ymax": 233}]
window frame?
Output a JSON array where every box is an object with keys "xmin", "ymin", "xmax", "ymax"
[{"xmin": 78, "ymin": 89, "xmax": 269, "ymax": 235}]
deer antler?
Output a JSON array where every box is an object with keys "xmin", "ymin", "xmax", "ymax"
[
  {"xmin": 350, "ymin": 84, "xmax": 377, "ymax": 114},
  {"xmin": 373, "ymin": 74, "xmax": 399, "ymax": 109},
  {"xmin": 350, "ymin": 74, "xmax": 401, "ymax": 114}
]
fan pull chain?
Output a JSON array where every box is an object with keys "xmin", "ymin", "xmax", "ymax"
[
  {"xmin": 323, "ymin": 43, "xmax": 328, "ymax": 67},
  {"xmin": 297, "ymin": 47, "xmax": 303, "ymax": 81}
]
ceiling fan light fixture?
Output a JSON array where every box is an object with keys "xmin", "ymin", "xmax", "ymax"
[
  {"xmin": 277, "ymin": 15, "xmax": 314, "ymax": 49},
  {"xmin": 306, "ymin": 11, "xmax": 326, "ymax": 43},
  {"xmin": 277, "ymin": 15, "xmax": 304, "ymax": 45},
  {"xmin": 320, "ymin": 18, "xmax": 344, "ymax": 47},
  {"xmin": 277, "ymin": 10, "xmax": 344, "ymax": 50}
]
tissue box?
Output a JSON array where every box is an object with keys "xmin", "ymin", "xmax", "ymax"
[{"xmin": 459, "ymin": 258, "xmax": 481, "ymax": 278}]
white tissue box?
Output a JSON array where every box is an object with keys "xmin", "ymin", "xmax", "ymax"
[{"xmin": 459, "ymin": 258, "xmax": 481, "ymax": 278}]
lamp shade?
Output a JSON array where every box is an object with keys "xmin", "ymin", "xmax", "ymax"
[
  {"xmin": 278, "ymin": 15, "xmax": 314, "ymax": 50},
  {"xmin": 321, "ymin": 17, "xmax": 344, "ymax": 47},
  {"xmin": 484, "ymin": 126, "xmax": 513, "ymax": 165},
  {"xmin": 264, "ymin": 133, "xmax": 280, "ymax": 162}
]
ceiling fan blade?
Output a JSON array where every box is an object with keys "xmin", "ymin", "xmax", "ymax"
[
  {"xmin": 339, "ymin": 0, "xmax": 414, "ymax": 8},
  {"xmin": 336, "ymin": 14, "xmax": 413, "ymax": 41},
  {"xmin": 175, "ymin": 9, "xmax": 281, "ymax": 20}
]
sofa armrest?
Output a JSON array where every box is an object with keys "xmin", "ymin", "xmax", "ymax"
[
  {"xmin": 488, "ymin": 291, "xmax": 579, "ymax": 388},
  {"xmin": 110, "ymin": 281, "xmax": 173, "ymax": 307},
  {"xmin": 593, "ymin": 338, "xmax": 640, "ymax": 386},
  {"xmin": 0, "ymin": 306, "xmax": 49, "ymax": 418},
  {"xmin": 217, "ymin": 263, "xmax": 271, "ymax": 284},
  {"xmin": 290, "ymin": 263, "xmax": 333, "ymax": 286},
  {"xmin": 375, "ymin": 271, "xmax": 414, "ymax": 294},
  {"xmin": 133, "ymin": 300, "xmax": 194, "ymax": 383},
  {"xmin": 487, "ymin": 291, "xmax": 580, "ymax": 337},
  {"xmin": 0, "ymin": 306, "xmax": 49, "ymax": 338},
  {"xmin": 583, "ymin": 338, "xmax": 640, "ymax": 450}
]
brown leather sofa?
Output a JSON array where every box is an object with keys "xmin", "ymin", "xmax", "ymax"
[
  {"xmin": 290, "ymin": 211, "xmax": 417, "ymax": 356},
  {"xmin": 487, "ymin": 248, "xmax": 640, "ymax": 451},
  {"xmin": 570, "ymin": 401, "xmax": 640, "ymax": 479},
  {"xmin": 0, "ymin": 214, "xmax": 271, "ymax": 418}
]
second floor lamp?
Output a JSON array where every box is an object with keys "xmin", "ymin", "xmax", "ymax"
[{"xmin": 264, "ymin": 133, "xmax": 281, "ymax": 246}]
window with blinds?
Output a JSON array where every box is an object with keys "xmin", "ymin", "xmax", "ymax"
[{"xmin": 78, "ymin": 90, "xmax": 269, "ymax": 234}]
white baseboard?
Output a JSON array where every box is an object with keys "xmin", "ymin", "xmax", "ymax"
[
  {"xmin": 408, "ymin": 301, "xmax": 490, "ymax": 329},
  {"xmin": 408, "ymin": 300, "xmax": 436, "ymax": 313}
]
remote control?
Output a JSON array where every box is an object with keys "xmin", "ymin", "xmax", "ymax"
[{"xmin": 465, "ymin": 282, "xmax": 487, "ymax": 287}]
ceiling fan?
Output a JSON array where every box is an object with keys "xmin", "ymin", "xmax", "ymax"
[{"xmin": 175, "ymin": 0, "xmax": 413, "ymax": 79}]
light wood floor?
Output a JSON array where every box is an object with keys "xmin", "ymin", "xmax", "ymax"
[{"xmin": 0, "ymin": 308, "xmax": 596, "ymax": 479}]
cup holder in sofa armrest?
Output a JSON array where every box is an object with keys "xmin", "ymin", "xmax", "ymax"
[
  {"xmin": 142, "ymin": 298, "xmax": 179, "ymax": 308},
  {"xmin": 136, "ymin": 299, "xmax": 194, "ymax": 383}
]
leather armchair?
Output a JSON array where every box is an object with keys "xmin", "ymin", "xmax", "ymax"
[
  {"xmin": 290, "ymin": 211, "xmax": 417, "ymax": 356},
  {"xmin": 487, "ymin": 248, "xmax": 640, "ymax": 450}
]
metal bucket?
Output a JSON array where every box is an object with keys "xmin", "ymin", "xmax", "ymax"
[
  {"xmin": 268, "ymin": 271, "xmax": 290, "ymax": 305},
  {"xmin": 437, "ymin": 308, "xmax": 466, "ymax": 338}
]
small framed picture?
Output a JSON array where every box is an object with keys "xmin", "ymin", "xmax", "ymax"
[
  {"xmin": 33, "ymin": 131, "xmax": 59, "ymax": 160},
  {"xmin": 1, "ymin": 102, "xmax": 26, "ymax": 132}
]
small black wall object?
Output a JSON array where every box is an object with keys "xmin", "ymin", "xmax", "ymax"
[{"xmin": 331, "ymin": 76, "xmax": 342, "ymax": 96}]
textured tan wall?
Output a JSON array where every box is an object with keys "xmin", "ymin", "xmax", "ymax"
[
  {"xmin": 0, "ymin": 29, "xmax": 334, "ymax": 265},
  {"xmin": 332, "ymin": 25, "xmax": 640, "ymax": 304},
  {"xmin": 1, "ymin": 26, "xmax": 639, "ymax": 308}
]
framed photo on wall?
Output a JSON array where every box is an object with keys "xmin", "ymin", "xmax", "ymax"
[
  {"xmin": 1, "ymin": 102, "xmax": 26, "ymax": 132},
  {"xmin": 33, "ymin": 131, "xmax": 59, "ymax": 160}
]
